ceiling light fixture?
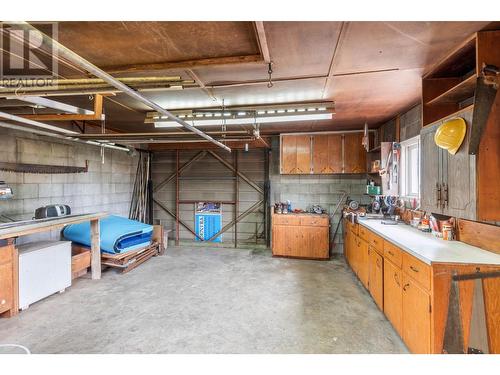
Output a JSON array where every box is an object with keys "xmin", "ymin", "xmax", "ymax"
[{"xmin": 154, "ymin": 113, "xmax": 333, "ymax": 128}]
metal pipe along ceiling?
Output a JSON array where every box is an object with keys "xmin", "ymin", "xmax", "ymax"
[{"xmin": 9, "ymin": 22, "xmax": 231, "ymax": 153}]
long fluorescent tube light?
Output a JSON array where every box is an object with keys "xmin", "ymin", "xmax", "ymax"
[{"xmin": 154, "ymin": 113, "xmax": 333, "ymax": 128}]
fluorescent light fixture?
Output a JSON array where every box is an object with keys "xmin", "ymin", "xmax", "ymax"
[
  {"xmin": 223, "ymin": 112, "xmax": 231, "ymax": 117},
  {"xmin": 267, "ymin": 110, "xmax": 275, "ymax": 114},
  {"xmin": 277, "ymin": 109, "xmax": 285, "ymax": 113},
  {"xmin": 257, "ymin": 110, "xmax": 266, "ymax": 115},
  {"xmin": 154, "ymin": 113, "xmax": 333, "ymax": 128},
  {"xmin": 297, "ymin": 108, "xmax": 306, "ymax": 112},
  {"xmin": 195, "ymin": 114, "xmax": 203, "ymax": 118},
  {"xmin": 237, "ymin": 112, "xmax": 246, "ymax": 116}
]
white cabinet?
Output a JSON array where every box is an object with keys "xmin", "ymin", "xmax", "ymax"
[{"xmin": 18, "ymin": 241, "xmax": 72, "ymax": 310}]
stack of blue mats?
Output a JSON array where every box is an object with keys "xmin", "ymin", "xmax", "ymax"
[{"xmin": 63, "ymin": 215, "xmax": 153, "ymax": 254}]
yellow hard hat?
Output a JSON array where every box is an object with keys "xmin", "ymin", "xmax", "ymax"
[{"xmin": 434, "ymin": 118, "xmax": 467, "ymax": 155}]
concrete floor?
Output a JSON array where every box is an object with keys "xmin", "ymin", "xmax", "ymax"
[{"xmin": 0, "ymin": 246, "xmax": 408, "ymax": 354}]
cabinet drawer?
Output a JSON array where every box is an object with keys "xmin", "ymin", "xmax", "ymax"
[
  {"xmin": 403, "ymin": 252, "xmax": 431, "ymax": 290},
  {"xmin": 384, "ymin": 240, "xmax": 403, "ymax": 268},
  {"xmin": 0, "ymin": 246, "xmax": 13, "ymax": 265},
  {"xmin": 369, "ymin": 232, "xmax": 383, "ymax": 253},
  {"xmin": 300, "ymin": 216, "xmax": 329, "ymax": 227},
  {"xmin": 273, "ymin": 215, "xmax": 301, "ymax": 226},
  {"xmin": 358, "ymin": 225, "xmax": 370, "ymax": 242},
  {"xmin": 346, "ymin": 220, "xmax": 358, "ymax": 236}
]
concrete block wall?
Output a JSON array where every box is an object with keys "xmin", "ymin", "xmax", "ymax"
[
  {"xmin": 0, "ymin": 128, "xmax": 138, "ymax": 243},
  {"xmin": 399, "ymin": 104, "xmax": 421, "ymax": 141},
  {"xmin": 152, "ymin": 149, "xmax": 266, "ymax": 245},
  {"xmin": 269, "ymin": 136, "xmax": 370, "ymax": 254}
]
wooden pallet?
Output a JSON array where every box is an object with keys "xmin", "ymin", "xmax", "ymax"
[{"xmin": 101, "ymin": 242, "xmax": 160, "ymax": 274}]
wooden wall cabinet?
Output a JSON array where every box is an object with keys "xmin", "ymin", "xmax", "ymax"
[
  {"xmin": 280, "ymin": 132, "xmax": 367, "ymax": 175},
  {"xmin": 420, "ymin": 108, "xmax": 476, "ymax": 221},
  {"xmin": 272, "ymin": 214, "xmax": 329, "ymax": 259},
  {"xmin": 344, "ymin": 133, "xmax": 367, "ymax": 173},
  {"xmin": 421, "ymin": 30, "xmax": 500, "ymax": 221},
  {"xmin": 312, "ymin": 134, "xmax": 343, "ymax": 173},
  {"xmin": 281, "ymin": 134, "xmax": 312, "ymax": 174}
]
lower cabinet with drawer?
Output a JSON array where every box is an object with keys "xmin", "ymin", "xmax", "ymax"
[
  {"xmin": 0, "ymin": 244, "xmax": 17, "ymax": 318},
  {"xmin": 343, "ymin": 219, "xmax": 500, "ymax": 353},
  {"xmin": 272, "ymin": 214, "xmax": 329, "ymax": 259}
]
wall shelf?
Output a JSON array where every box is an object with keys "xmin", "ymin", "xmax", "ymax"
[{"xmin": 425, "ymin": 74, "xmax": 476, "ymax": 106}]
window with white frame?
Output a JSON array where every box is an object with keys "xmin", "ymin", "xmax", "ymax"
[{"xmin": 399, "ymin": 135, "xmax": 420, "ymax": 198}]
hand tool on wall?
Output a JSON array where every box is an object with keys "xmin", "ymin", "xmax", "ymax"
[
  {"xmin": 469, "ymin": 64, "xmax": 499, "ymax": 155},
  {"xmin": 442, "ymin": 270, "xmax": 500, "ymax": 354}
]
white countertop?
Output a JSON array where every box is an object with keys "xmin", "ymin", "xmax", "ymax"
[{"xmin": 357, "ymin": 219, "xmax": 500, "ymax": 266}]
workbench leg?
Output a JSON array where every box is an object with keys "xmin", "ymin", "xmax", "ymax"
[{"xmin": 90, "ymin": 219, "xmax": 101, "ymax": 280}]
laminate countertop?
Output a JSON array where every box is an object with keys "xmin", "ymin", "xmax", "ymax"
[{"xmin": 357, "ymin": 218, "xmax": 500, "ymax": 266}]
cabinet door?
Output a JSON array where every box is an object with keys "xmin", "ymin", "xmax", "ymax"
[
  {"xmin": 287, "ymin": 225, "xmax": 304, "ymax": 256},
  {"xmin": 444, "ymin": 110, "xmax": 476, "ymax": 220},
  {"xmin": 420, "ymin": 124, "xmax": 441, "ymax": 214},
  {"xmin": 358, "ymin": 238, "xmax": 369, "ymax": 288},
  {"xmin": 295, "ymin": 135, "xmax": 312, "ymax": 174},
  {"xmin": 368, "ymin": 248, "xmax": 384, "ymax": 310},
  {"xmin": 312, "ymin": 135, "xmax": 329, "ymax": 173},
  {"xmin": 312, "ymin": 134, "xmax": 343, "ymax": 174},
  {"xmin": 0, "ymin": 263, "xmax": 13, "ymax": 313},
  {"xmin": 307, "ymin": 226, "xmax": 329, "ymax": 259},
  {"xmin": 327, "ymin": 135, "xmax": 343, "ymax": 173},
  {"xmin": 383, "ymin": 259, "xmax": 403, "ymax": 336},
  {"xmin": 344, "ymin": 225, "xmax": 351, "ymax": 265},
  {"xmin": 281, "ymin": 135, "xmax": 297, "ymax": 174},
  {"xmin": 344, "ymin": 133, "xmax": 367, "ymax": 173},
  {"xmin": 402, "ymin": 274, "xmax": 431, "ymax": 354},
  {"xmin": 350, "ymin": 235, "xmax": 359, "ymax": 275},
  {"xmin": 272, "ymin": 225, "xmax": 285, "ymax": 256}
]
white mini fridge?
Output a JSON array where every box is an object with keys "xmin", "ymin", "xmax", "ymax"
[{"xmin": 18, "ymin": 241, "xmax": 72, "ymax": 310}]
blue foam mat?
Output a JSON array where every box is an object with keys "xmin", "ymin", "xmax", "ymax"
[{"xmin": 63, "ymin": 215, "xmax": 153, "ymax": 254}]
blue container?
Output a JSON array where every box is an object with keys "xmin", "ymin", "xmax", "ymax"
[{"xmin": 195, "ymin": 213, "xmax": 222, "ymax": 242}]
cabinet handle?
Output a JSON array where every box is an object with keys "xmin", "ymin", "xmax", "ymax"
[
  {"xmin": 403, "ymin": 283, "xmax": 410, "ymax": 291},
  {"xmin": 443, "ymin": 183, "xmax": 449, "ymax": 208},
  {"xmin": 376, "ymin": 258, "xmax": 381, "ymax": 268},
  {"xmin": 409, "ymin": 265, "xmax": 419, "ymax": 273},
  {"xmin": 388, "ymin": 250, "xmax": 394, "ymax": 256},
  {"xmin": 394, "ymin": 273, "xmax": 400, "ymax": 287},
  {"xmin": 436, "ymin": 183, "xmax": 441, "ymax": 208}
]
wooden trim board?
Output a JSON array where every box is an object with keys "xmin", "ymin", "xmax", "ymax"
[{"xmin": 457, "ymin": 219, "xmax": 500, "ymax": 255}]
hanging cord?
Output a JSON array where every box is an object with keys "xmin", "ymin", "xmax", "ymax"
[
  {"xmin": 267, "ymin": 62, "xmax": 274, "ymax": 88},
  {"xmin": 221, "ymin": 98, "xmax": 227, "ymax": 138}
]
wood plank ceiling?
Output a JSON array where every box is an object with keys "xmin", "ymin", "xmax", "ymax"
[{"xmin": 1, "ymin": 21, "xmax": 495, "ymax": 135}]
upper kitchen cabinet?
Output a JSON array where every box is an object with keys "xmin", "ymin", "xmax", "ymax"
[
  {"xmin": 420, "ymin": 107, "xmax": 476, "ymax": 221},
  {"xmin": 420, "ymin": 30, "xmax": 500, "ymax": 221},
  {"xmin": 280, "ymin": 134, "xmax": 312, "ymax": 174},
  {"xmin": 280, "ymin": 132, "xmax": 367, "ymax": 175},
  {"xmin": 344, "ymin": 133, "xmax": 367, "ymax": 173},
  {"xmin": 312, "ymin": 134, "xmax": 343, "ymax": 173}
]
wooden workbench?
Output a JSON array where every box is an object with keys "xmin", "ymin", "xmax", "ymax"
[{"xmin": 0, "ymin": 213, "xmax": 107, "ymax": 318}]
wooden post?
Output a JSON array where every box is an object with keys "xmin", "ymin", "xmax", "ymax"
[
  {"xmin": 234, "ymin": 150, "xmax": 239, "ymax": 248},
  {"xmin": 176, "ymin": 150, "xmax": 180, "ymax": 246},
  {"xmin": 90, "ymin": 219, "xmax": 101, "ymax": 280}
]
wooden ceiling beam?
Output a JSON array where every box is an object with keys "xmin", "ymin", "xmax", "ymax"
[
  {"xmin": 148, "ymin": 138, "xmax": 270, "ymax": 151},
  {"xmin": 254, "ymin": 22, "xmax": 271, "ymax": 63},
  {"xmin": 20, "ymin": 94, "xmax": 104, "ymax": 122},
  {"xmin": 102, "ymin": 54, "xmax": 264, "ymax": 74}
]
